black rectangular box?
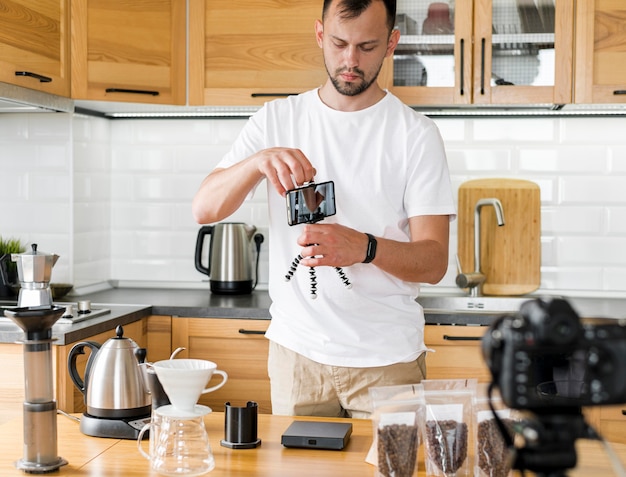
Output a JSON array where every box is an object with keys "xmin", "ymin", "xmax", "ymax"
[{"xmin": 281, "ymin": 421, "xmax": 352, "ymax": 450}]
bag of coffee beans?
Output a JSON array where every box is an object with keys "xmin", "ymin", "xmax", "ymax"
[
  {"xmin": 369, "ymin": 384, "xmax": 422, "ymax": 477},
  {"xmin": 418, "ymin": 379, "xmax": 476, "ymax": 477},
  {"xmin": 473, "ymin": 384, "xmax": 517, "ymax": 477}
]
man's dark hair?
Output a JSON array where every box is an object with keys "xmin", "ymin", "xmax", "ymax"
[{"xmin": 322, "ymin": 0, "xmax": 396, "ymax": 34}]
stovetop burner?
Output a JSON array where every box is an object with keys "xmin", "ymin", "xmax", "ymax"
[{"xmin": 0, "ymin": 301, "xmax": 111, "ymax": 325}]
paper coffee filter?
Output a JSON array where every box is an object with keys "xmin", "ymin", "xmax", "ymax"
[{"xmin": 154, "ymin": 358, "xmax": 215, "ymax": 370}]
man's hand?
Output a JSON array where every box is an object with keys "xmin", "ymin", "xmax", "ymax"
[
  {"xmin": 297, "ymin": 223, "xmax": 368, "ymax": 267},
  {"xmin": 255, "ymin": 147, "xmax": 317, "ymax": 197}
]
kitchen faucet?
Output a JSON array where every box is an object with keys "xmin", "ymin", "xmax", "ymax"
[{"xmin": 456, "ymin": 198, "xmax": 505, "ymax": 297}]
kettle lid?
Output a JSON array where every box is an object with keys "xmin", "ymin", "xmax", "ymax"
[{"xmin": 100, "ymin": 325, "xmax": 138, "ymax": 350}]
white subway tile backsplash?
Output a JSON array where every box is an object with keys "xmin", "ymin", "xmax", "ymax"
[
  {"xmin": 111, "ymin": 147, "xmax": 174, "ymax": 171},
  {"xmin": 604, "ymin": 268, "xmax": 626, "ymax": 291},
  {"xmin": 558, "ymin": 237, "xmax": 626, "ymax": 265},
  {"xmin": 561, "ymin": 117, "xmax": 626, "ymax": 144},
  {"xmin": 3, "ymin": 112, "xmax": 626, "ymax": 294},
  {"xmin": 30, "ymin": 173, "xmax": 71, "ymax": 201},
  {"xmin": 446, "ymin": 148, "xmax": 513, "ymax": 172},
  {"xmin": 560, "ymin": 176, "xmax": 626, "ymax": 204},
  {"xmin": 519, "ymin": 146, "xmax": 609, "ymax": 173},
  {"xmin": 27, "ymin": 114, "xmax": 72, "ymax": 138},
  {"xmin": 0, "ymin": 114, "xmax": 29, "ymax": 139},
  {"xmin": 432, "ymin": 118, "xmax": 467, "ymax": 142},
  {"xmin": 609, "ymin": 147, "xmax": 626, "ymax": 172},
  {"xmin": 472, "ymin": 118, "xmax": 556, "ymax": 142},
  {"xmin": 541, "ymin": 207, "xmax": 604, "ymax": 234},
  {"xmin": 540, "ymin": 266, "xmax": 604, "ymax": 290},
  {"xmin": 607, "ymin": 208, "xmax": 626, "ymax": 234}
]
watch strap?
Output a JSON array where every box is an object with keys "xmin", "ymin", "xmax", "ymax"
[{"xmin": 362, "ymin": 233, "xmax": 377, "ymax": 263}]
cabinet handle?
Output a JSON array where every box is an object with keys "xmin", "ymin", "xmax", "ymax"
[
  {"xmin": 459, "ymin": 39, "xmax": 465, "ymax": 96},
  {"xmin": 15, "ymin": 71, "xmax": 52, "ymax": 83},
  {"xmin": 105, "ymin": 88, "xmax": 159, "ymax": 96},
  {"xmin": 480, "ymin": 38, "xmax": 486, "ymax": 95},
  {"xmin": 614, "ymin": 90, "xmax": 626, "ymax": 95},
  {"xmin": 443, "ymin": 335, "xmax": 482, "ymax": 342},
  {"xmin": 251, "ymin": 93, "xmax": 295, "ymax": 98},
  {"xmin": 622, "ymin": 410, "xmax": 626, "ymax": 416},
  {"xmin": 238, "ymin": 328, "xmax": 265, "ymax": 335}
]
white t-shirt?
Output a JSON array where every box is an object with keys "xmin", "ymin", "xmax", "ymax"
[{"xmin": 217, "ymin": 89, "xmax": 456, "ymax": 367}]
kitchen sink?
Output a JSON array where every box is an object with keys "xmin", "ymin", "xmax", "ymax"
[{"xmin": 417, "ymin": 295, "xmax": 534, "ymax": 314}]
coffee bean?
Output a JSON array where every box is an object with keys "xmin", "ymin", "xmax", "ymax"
[
  {"xmin": 424, "ymin": 419, "xmax": 468, "ymax": 474},
  {"xmin": 377, "ymin": 423, "xmax": 419, "ymax": 477},
  {"xmin": 477, "ymin": 418, "xmax": 514, "ymax": 477}
]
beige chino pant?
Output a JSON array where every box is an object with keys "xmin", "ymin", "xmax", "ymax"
[{"xmin": 268, "ymin": 341, "xmax": 427, "ymax": 419}]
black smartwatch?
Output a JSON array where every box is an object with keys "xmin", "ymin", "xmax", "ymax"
[{"xmin": 362, "ymin": 233, "xmax": 377, "ymax": 263}]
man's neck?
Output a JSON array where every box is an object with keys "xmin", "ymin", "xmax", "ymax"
[{"xmin": 317, "ymin": 81, "xmax": 386, "ymax": 112}]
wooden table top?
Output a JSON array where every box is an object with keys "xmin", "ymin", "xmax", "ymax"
[{"xmin": 0, "ymin": 411, "xmax": 624, "ymax": 476}]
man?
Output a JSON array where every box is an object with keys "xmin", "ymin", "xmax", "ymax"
[{"xmin": 192, "ymin": 0, "xmax": 455, "ymax": 418}]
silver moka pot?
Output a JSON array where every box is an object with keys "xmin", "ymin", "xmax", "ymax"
[
  {"xmin": 12, "ymin": 244, "xmax": 59, "ymax": 307},
  {"xmin": 194, "ymin": 222, "xmax": 264, "ymax": 294}
]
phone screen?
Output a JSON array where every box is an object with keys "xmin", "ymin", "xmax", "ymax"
[{"xmin": 286, "ymin": 181, "xmax": 336, "ymax": 226}]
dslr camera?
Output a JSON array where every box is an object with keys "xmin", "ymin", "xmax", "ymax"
[{"xmin": 482, "ymin": 298, "xmax": 626, "ymax": 411}]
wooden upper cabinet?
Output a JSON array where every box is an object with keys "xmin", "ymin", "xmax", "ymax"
[
  {"xmin": 382, "ymin": 0, "xmax": 574, "ymax": 106},
  {"xmin": 71, "ymin": 0, "xmax": 186, "ymax": 105},
  {"xmin": 0, "ymin": 0, "xmax": 71, "ymax": 96},
  {"xmin": 188, "ymin": 0, "xmax": 327, "ymax": 106},
  {"xmin": 574, "ymin": 0, "xmax": 626, "ymax": 104}
]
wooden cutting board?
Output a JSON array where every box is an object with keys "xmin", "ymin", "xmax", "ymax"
[{"xmin": 457, "ymin": 178, "xmax": 541, "ymax": 296}]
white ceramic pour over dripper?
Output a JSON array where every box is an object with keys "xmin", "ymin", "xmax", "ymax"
[{"xmin": 152, "ymin": 359, "xmax": 228, "ymax": 414}]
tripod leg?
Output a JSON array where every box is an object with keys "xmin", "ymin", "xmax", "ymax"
[
  {"xmin": 309, "ymin": 267, "xmax": 317, "ymax": 299},
  {"xmin": 284, "ymin": 254, "xmax": 303, "ymax": 282},
  {"xmin": 335, "ymin": 267, "xmax": 352, "ymax": 289}
]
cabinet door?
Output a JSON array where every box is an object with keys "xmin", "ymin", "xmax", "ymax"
[
  {"xmin": 574, "ymin": 0, "xmax": 626, "ymax": 104},
  {"xmin": 424, "ymin": 325, "xmax": 490, "ymax": 382},
  {"xmin": 188, "ymin": 0, "xmax": 327, "ymax": 106},
  {"xmin": 383, "ymin": 0, "xmax": 473, "ymax": 105},
  {"xmin": 473, "ymin": 0, "xmax": 573, "ymax": 105},
  {"xmin": 0, "ymin": 0, "xmax": 70, "ymax": 96},
  {"xmin": 71, "ymin": 0, "xmax": 186, "ymax": 104},
  {"xmin": 596, "ymin": 404, "xmax": 626, "ymax": 444},
  {"xmin": 386, "ymin": 0, "xmax": 573, "ymax": 106},
  {"xmin": 172, "ymin": 317, "xmax": 271, "ymax": 413}
]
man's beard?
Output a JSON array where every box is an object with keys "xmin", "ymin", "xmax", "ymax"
[{"xmin": 326, "ymin": 63, "xmax": 383, "ymax": 97}]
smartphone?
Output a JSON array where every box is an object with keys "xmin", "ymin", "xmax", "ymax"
[{"xmin": 286, "ymin": 181, "xmax": 336, "ymax": 226}]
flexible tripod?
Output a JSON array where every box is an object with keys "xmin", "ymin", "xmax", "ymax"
[{"xmin": 284, "ymin": 253, "xmax": 352, "ymax": 299}]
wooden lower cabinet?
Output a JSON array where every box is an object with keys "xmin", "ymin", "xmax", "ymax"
[
  {"xmin": 585, "ymin": 405, "xmax": 626, "ymax": 445},
  {"xmin": 424, "ymin": 324, "xmax": 491, "ymax": 382},
  {"xmin": 172, "ymin": 317, "xmax": 271, "ymax": 414}
]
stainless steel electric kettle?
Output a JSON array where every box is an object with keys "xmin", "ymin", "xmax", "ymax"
[
  {"xmin": 67, "ymin": 325, "xmax": 151, "ymax": 420},
  {"xmin": 194, "ymin": 222, "xmax": 264, "ymax": 295}
]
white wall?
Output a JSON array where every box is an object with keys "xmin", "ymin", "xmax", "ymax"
[{"xmin": 1, "ymin": 112, "xmax": 625, "ymax": 296}]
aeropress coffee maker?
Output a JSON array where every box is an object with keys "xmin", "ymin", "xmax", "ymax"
[{"xmin": 4, "ymin": 245, "xmax": 68, "ymax": 472}]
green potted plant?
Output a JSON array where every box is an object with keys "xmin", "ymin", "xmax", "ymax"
[{"xmin": 0, "ymin": 236, "xmax": 25, "ymax": 297}]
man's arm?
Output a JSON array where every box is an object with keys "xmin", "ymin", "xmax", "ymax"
[
  {"xmin": 297, "ymin": 215, "xmax": 450, "ymax": 284},
  {"xmin": 192, "ymin": 147, "xmax": 317, "ymax": 225}
]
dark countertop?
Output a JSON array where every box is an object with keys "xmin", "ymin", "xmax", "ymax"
[
  {"xmin": 2, "ymin": 287, "xmax": 624, "ymax": 344},
  {"xmin": 74, "ymin": 287, "xmax": 626, "ymax": 323},
  {"xmin": 76, "ymin": 287, "xmax": 273, "ymax": 319}
]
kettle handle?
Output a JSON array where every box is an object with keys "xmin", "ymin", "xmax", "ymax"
[
  {"xmin": 67, "ymin": 341, "xmax": 101, "ymax": 396},
  {"xmin": 194, "ymin": 225, "xmax": 214, "ymax": 276}
]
